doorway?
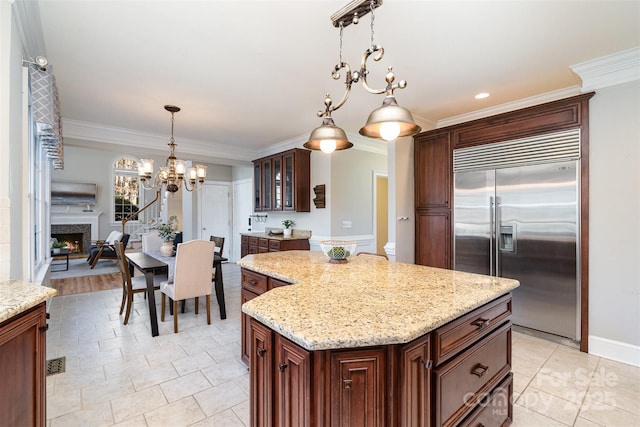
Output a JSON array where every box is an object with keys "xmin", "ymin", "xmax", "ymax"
[
  {"xmin": 232, "ymin": 179, "xmax": 252, "ymax": 262},
  {"xmin": 199, "ymin": 182, "xmax": 231, "ymax": 259},
  {"xmin": 374, "ymin": 172, "xmax": 388, "ymax": 256}
]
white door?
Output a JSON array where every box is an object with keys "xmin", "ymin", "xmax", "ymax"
[
  {"xmin": 199, "ymin": 182, "xmax": 231, "ymax": 259},
  {"xmin": 233, "ymin": 179, "xmax": 253, "ymax": 261}
]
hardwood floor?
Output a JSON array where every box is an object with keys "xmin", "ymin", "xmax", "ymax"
[{"xmin": 49, "ymin": 273, "xmax": 121, "ymax": 296}]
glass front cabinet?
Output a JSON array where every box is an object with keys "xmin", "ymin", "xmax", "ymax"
[{"xmin": 253, "ymin": 148, "xmax": 310, "ymax": 212}]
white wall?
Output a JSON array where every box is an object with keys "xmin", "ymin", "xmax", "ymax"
[{"xmin": 588, "ymin": 80, "xmax": 640, "ymax": 365}]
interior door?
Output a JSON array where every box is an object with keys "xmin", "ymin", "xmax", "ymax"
[
  {"xmin": 233, "ymin": 179, "xmax": 253, "ymax": 262},
  {"xmin": 453, "ymin": 170, "xmax": 495, "ymax": 275},
  {"xmin": 199, "ymin": 182, "xmax": 231, "ymax": 259}
]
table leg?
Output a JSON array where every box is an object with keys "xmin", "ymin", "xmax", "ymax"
[
  {"xmin": 144, "ymin": 270, "xmax": 160, "ymax": 337},
  {"xmin": 214, "ymin": 261, "xmax": 227, "ymax": 319}
]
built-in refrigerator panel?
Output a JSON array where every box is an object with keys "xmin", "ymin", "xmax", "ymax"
[{"xmin": 495, "ymin": 161, "xmax": 579, "ymax": 340}]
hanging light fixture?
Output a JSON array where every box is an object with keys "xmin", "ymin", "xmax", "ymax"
[
  {"xmin": 138, "ymin": 105, "xmax": 207, "ymax": 193},
  {"xmin": 304, "ymin": 0, "xmax": 421, "ymax": 154}
]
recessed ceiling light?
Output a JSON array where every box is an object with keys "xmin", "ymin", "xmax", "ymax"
[{"xmin": 475, "ymin": 92, "xmax": 490, "ymax": 99}]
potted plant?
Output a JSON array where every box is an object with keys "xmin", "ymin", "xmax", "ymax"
[
  {"xmin": 154, "ymin": 215, "xmax": 179, "ymax": 256},
  {"xmin": 51, "ymin": 240, "xmax": 67, "ymax": 254},
  {"xmin": 282, "ymin": 219, "xmax": 294, "ymax": 237}
]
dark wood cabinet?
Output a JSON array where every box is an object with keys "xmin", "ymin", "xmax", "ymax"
[
  {"xmin": 400, "ymin": 335, "xmax": 431, "ymax": 427},
  {"xmin": 415, "ymin": 210, "xmax": 451, "ymax": 269},
  {"xmin": 0, "ymin": 302, "xmax": 48, "ymax": 427},
  {"xmin": 241, "ymin": 235, "xmax": 310, "ymax": 258},
  {"xmin": 253, "ymin": 148, "xmax": 310, "ymax": 212},
  {"xmin": 250, "ymin": 319, "xmax": 274, "ymax": 427},
  {"xmin": 275, "ymin": 334, "xmax": 311, "ymax": 427}
]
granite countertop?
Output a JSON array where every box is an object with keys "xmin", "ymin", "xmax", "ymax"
[
  {"xmin": 0, "ymin": 280, "xmax": 57, "ymax": 324},
  {"xmin": 239, "ymin": 251, "xmax": 519, "ymax": 351},
  {"xmin": 240, "ymin": 229, "xmax": 311, "ymax": 241}
]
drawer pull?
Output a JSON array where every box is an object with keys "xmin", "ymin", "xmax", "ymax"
[
  {"xmin": 471, "ymin": 318, "xmax": 490, "ymax": 329},
  {"xmin": 343, "ymin": 379, "xmax": 352, "ymax": 389},
  {"xmin": 256, "ymin": 347, "xmax": 266, "ymax": 357},
  {"xmin": 423, "ymin": 359, "xmax": 433, "ymax": 369},
  {"xmin": 471, "ymin": 363, "xmax": 489, "ymax": 377},
  {"xmin": 39, "ymin": 324, "xmax": 49, "ymax": 332},
  {"xmin": 249, "ymin": 280, "xmax": 258, "ymax": 285},
  {"xmin": 278, "ymin": 363, "xmax": 288, "ymax": 372}
]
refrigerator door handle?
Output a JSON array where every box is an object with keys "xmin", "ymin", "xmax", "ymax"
[
  {"xmin": 489, "ymin": 196, "xmax": 495, "ymax": 276},
  {"xmin": 495, "ymin": 196, "xmax": 501, "ymax": 275}
]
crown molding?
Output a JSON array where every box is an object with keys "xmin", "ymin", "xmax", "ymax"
[
  {"xmin": 437, "ymin": 86, "xmax": 582, "ymax": 128},
  {"xmin": 570, "ymin": 46, "xmax": 640, "ymax": 92},
  {"xmin": 11, "ymin": 0, "xmax": 47, "ymax": 59},
  {"xmin": 62, "ymin": 119, "xmax": 256, "ymax": 165}
]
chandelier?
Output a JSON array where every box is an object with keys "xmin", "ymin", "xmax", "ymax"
[
  {"xmin": 304, "ymin": 0, "xmax": 421, "ymax": 154},
  {"xmin": 138, "ymin": 105, "xmax": 207, "ymax": 193}
]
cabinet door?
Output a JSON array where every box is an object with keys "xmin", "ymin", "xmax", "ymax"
[
  {"xmin": 250, "ymin": 319, "xmax": 274, "ymax": 427},
  {"xmin": 273, "ymin": 156, "xmax": 283, "ymax": 210},
  {"xmin": 400, "ymin": 335, "xmax": 431, "ymax": 427},
  {"xmin": 331, "ymin": 348, "xmax": 385, "ymax": 426},
  {"xmin": 275, "ymin": 335, "xmax": 311, "ymax": 427},
  {"xmin": 416, "ymin": 210, "xmax": 451, "ymax": 269},
  {"xmin": 283, "ymin": 152, "xmax": 295, "ymax": 210},
  {"xmin": 254, "ymin": 162, "xmax": 263, "ymax": 211},
  {"xmin": 415, "ymin": 131, "xmax": 451, "ymax": 208},
  {"xmin": 0, "ymin": 303, "xmax": 47, "ymax": 427},
  {"xmin": 241, "ymin": 288, "xmax": 259, "ymax": 364},
  {"xmin": 262, "ymin": 159, "xmax": 273, "ymax": 211}
]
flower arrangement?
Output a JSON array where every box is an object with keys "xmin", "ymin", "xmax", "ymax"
[
  {"xmin": 154, "ymin": 215, "xmax": 179, "ymax": 242},
  {"xmin": 282, "ymin": 219, "xmax": 294, "ymax": 229},
  {"xmin": 51, "ymin": 240, "xmax": 67, "ymax": 249}
]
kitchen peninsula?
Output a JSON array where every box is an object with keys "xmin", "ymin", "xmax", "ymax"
[
  {"xmin": 0, "ymin": 280, "xmax": 57, "ymax": 426},
  {"xmin": 239, "ymin": 251, "xmax": 520, "ymax": 426}
]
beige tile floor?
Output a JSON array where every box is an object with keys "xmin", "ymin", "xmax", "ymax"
[{"xmin": 46, "ymin": 263, "xmax": 640, "ymax": 426}]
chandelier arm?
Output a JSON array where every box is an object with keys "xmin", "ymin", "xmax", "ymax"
[
  {"xmin": 323, "ymin": 62, "xmax": 355, "ymax": 116},
  {"xmin": 359, "ymin": 45, "xmax": 389, "ymax": 95}
]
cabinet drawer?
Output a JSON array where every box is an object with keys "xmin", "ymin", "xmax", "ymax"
[
  {"xmin": 242, "ymin": 269, "xmax": 268, "ymax": 295},
  {"xmin": 459, "ymin": 373, "xmax": 513, "ymax": 427},
  {"xmin": 434, "ymin": 294, "xmax": 511, "ymax": 365},
  {"xmin": 269, "ymin": 277, "xmax": 291, "ymax": 290},
  {"xmin": 269, "ymin": 239, "xmax": 281, "ymax": 250},
  {"xmin": 242, "ymin": 235, "xmax": 249, "ymax": 244},
  {"xmin": 434, "ymin": 322, "xmax": 511, "ymax": 427},
  {"xmin": 248, "ymin": 236, "xmax": 259, "ymax": 246},
  {"xmin": 258, "ymin": 238, "xmax": 269, "ymax": 249}
]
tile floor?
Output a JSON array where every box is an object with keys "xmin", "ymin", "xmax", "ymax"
[{"xmin": 46, "ymin": 263, "xmax": 640, "ymax": 426}]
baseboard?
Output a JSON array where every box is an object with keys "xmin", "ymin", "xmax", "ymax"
[{"xmin": 589, "ymin": 335, "xmax": 640, "ymax": 367}]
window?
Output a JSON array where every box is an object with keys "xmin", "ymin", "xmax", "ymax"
[{"xmin": 113, "ymin": 157, "xmax": 141, "ymax": 222}]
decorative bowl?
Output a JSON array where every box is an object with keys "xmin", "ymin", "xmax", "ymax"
[{"xmin": 319, "ymin": 240, "xmax": 357, "ymax": 264}]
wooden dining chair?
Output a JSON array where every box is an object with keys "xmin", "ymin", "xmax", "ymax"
[
  {"xmin": 114, "ymin": 241, "xmax": 167, "ymax": 325},
  {"xmin": 160, "ymin": 240, "xmax": 216, "ymax": 333}
]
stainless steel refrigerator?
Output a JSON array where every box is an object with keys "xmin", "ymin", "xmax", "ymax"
[{"xmin": 453, "ymin": 130, "xmax": 581, "ymax": 341}]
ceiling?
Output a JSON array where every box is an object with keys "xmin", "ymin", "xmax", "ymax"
[{"xmin": 31, "ymin": 0, "xmax": 640, "ymax": 166}]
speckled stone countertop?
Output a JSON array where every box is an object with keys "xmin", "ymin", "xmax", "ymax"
[
  {"xmin": 240, "ymin": 229, "xmax": 311, "ymax": 241},
  {"xmin": 0, "ymin": 280, "xmax": 57, "ymax": 324},
  {"xmin": 239, "ymin": 251, "xmax": 519, "ymax": 351}
]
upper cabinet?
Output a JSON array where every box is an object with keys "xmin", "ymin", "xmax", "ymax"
[{"xmin": 253, "ymin": 148, "xmax": 311, "ymax": 212}]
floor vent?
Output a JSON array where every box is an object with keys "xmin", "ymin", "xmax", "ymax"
[{"xmin": 46, "ymin": 357, "xmax": 66, "ymax": 376}]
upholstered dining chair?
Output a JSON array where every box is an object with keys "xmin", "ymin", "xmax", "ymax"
[
  {"xmin": 160, "ymin": 240, "xmax": 216, "ymax": 333},
  {"xmin": 114, "ymin": 241, "xmax": 167, "ymax": 325},
  {"xmin": 88, "ymin": 233, "xmax": 129, "ymax": 269},
  {"xmin": 142, "ymin": 231, "xmax": 164, "ymax": 253}
]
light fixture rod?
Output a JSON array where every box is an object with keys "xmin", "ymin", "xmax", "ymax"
[{"xmin": 331, "ymin": 0, "xmax": 382, "ymax": 28}]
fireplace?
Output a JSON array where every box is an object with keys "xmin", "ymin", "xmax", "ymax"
[{"xmin": 51, "ymin": 225, "xmax": 91, "ymax": 254}]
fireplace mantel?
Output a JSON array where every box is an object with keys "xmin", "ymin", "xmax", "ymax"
[{"xmin": 51, "ymin": 212, "xmax": 102, "ymax": 241}]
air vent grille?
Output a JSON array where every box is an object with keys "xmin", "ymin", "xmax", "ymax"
[{"xmin": 453, "ymin": 129, "xmax": 580, "ymax": 172}]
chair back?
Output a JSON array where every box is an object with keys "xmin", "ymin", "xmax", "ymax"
[
  {"xmin": 209, "ymin": 236, "xmax": 225, "ymax": 256},
  {"xmin": 120, "ymin": 233, "xmax": 130, "ymax": 248},
  {"xmin": 113, "ymin": 241, "xmax": 131, "ymax": 283},
  {"xmin": 142, "ymin": 231, "xmax": 164, "ymax": 253},
  {"xmin": 106, "ymin": 230, "xmax": 123, "ymax": 244},
  {"xmin": 172, "ymin": 240, "xmax": 215, "ymax": 301}
]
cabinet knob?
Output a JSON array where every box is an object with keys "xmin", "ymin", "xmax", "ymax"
[
  {"xmin": 39, "ymin": 324, "xmax": 49, "ymax": 333},
  {"xmin": 278, "ymin": 363, "xmax": 288, "ymax": 372},
  {"xmin": 422, "ymin": 359, "xmax": 433, "ymax": 369},
  {"xmin": 256, "ymin": 347, "xmax": 266, "ymax": 357},
  {"xmin": 471, "ymin": 363, "xmax": 489, "ymax": 377},
  {"xmin": 471, "ymin": 318, "xmax": 490, "ymax": 329},
  {"xmin": 342, "ymin": 379, "xmax": 352, "ymax": 390}
]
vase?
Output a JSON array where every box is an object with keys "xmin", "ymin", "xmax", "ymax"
[
  {"xmin": 160, "ymin": 241, "xmax": 174, "ymax": 257},
  {"xmin": 283, "ymin": 228, "xmax": 292, "ymax": 237}
]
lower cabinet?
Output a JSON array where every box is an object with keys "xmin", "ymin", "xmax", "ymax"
[
  {"xmin": 0, "ymin": 302, "xmax": 48, "ymax": 427},
  {"xmin": 246, "ymin": 294, "xmax": 513, "ymax": 426},
  {"xmin": 241, "ymin": 235, "xmax": 310, "ymax": 258}
]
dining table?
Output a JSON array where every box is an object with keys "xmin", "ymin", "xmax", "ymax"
[{"xmin": 125, "ymin": 250, "xmax": 227, "ymax": 337}]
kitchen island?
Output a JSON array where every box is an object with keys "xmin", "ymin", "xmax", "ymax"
[
  {"xmin": 239, "ymin": 251, "xmax": 520, "ymax": 427},
  {"xmin": 0, "ymin": 280, "xmax": 57, "ymax": 426}
]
